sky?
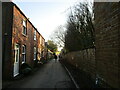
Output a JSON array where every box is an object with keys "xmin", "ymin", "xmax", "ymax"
[{"xmin": 13, "ymin": 0, "xmax": 82, "ymax": 41}]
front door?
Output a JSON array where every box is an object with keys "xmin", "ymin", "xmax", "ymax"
[{"xmin": 13, "ymin": 43, "xmax": 20, "ymax": 77}]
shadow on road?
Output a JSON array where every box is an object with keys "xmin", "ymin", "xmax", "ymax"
[{"xmin": 3, "ymin": 59, "xmax": 76, "ymax": 88}]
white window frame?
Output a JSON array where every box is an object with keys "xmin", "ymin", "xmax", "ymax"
[
  {"xmin": 40, "ymin": 36, "xmax": 42, "ymax": 44},
  {"xmin": 22, "ymin": 45, "xmax": 26, "ymax": 63},
  {"xmin": 34, "ymin": 47, "xmax": 36, "ymax": 60},
  {"xmin": 34, "ymin": 30, "xmax": 36, "ymax": 40},
  {"xmin": 43, "ymin": 40, "xmax": 45, "ymax": 46},
  {"xmin": 22, "ymin": 20, "xmax": 27, "ymax": 35}
]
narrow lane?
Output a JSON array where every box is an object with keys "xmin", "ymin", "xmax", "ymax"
[{"xmin": 8, "ymin": 59, "xmax": 75, "ymax": 88}]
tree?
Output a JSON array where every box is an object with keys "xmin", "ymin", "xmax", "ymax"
[
  {"xmin": 50, "ymin": 25, "xmax": 66, "ymax": 48},
  {"xmin": 65, "ymin": 2, "xmax": 95, "ymax": 52},
  {"xmin": 47, "ymin": 40, "xmax": 58, "ymax": 52}
]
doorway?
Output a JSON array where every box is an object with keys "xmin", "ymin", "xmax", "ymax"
[{"xmin": 13, "ymin": 43, "xmax": 20, "ymax": 77}]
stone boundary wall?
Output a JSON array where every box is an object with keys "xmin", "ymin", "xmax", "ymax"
[
  {"xmin": 63, "ymin": 2, "xmax": 120, "ymax": 88},
  {"xmin": 64, "ymin": 48, "xmax": 96, "ymax": 80}
]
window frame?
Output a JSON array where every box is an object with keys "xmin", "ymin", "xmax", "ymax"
[
  {"xmin": 22, "ymin": 19, "xmax": 27, "ymax": 36},
  {"xmin": 34, "ymin": 30, "xmax": 36, "ymax": 40},
  {"xmin": 22, "ymin": 45, "xmax": 26, "ymax": 64},
  {"xmin": 34, "ymin": 47, "xmax": 36, "ymax": 60},
  {"xmin": 40, "ymin": 36, "xmax": 42, "ymax": 44}
]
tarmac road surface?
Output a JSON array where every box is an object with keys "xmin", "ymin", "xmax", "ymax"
[{"xmin": 6, "ymin": 59, "xmax": 75, "ymax": 88}]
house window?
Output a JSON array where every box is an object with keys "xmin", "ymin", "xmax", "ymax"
[
  {"xmin": 23, "ymin": 20, "xmax": 27, "ymax": 35},
  {"xmin": 40, "ymin": 36, "xmax": 42, "ymax": 44},
  {"xmin": 22, "ymin": 45, "xmax": 26, "ymax": 63},
  {"xmin": 34, "ymin": 30, "xmax": 36, "ymax": 40},
  {"xmin": 43, "ymin": 41, "xmax": 45, "ymax": 46},
  {"xmin": 34, "ymin": 47, "xmax": 36, "ymax": 60}
]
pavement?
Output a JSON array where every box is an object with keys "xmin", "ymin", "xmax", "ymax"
[{"xmin": 3, "ymin": 59, "xmax": 75, "ymax": 88}]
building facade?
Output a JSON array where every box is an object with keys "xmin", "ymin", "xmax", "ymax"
[{"xmin": 2, "ymin": 2, "xmax": 45, "ymax": 79}]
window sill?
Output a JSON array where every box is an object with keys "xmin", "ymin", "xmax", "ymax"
[
  {"xmin": 22, "ymin": 62, "xmax": 25, "ymax": 64},
  {"xmin": 22, "ymin": 33, "xmax": 27, "ymax": 37}
]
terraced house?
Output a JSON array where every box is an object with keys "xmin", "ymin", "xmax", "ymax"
[{"xmin": 2, "ymin": 2, "xmax": 45, "ymax": 79}]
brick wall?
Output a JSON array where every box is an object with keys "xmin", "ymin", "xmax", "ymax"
[
  {"xmin": 12, "ymin": 5, "xmax": 35, "ymax": 69},
  {"xmin": 62, "ymin": 2, "xmax": 120, "ymax": 88},
  {"xmin": 12, "ymin": 5, "xmax": 42, "ymax": 68},
  {"xmin": 94, "ymin": 2, "xmax": 120, "ymax": 88},
  {"xmin": 37, "ymin": 32, "xmax": 41, "ymax": 60},
  {"xmin": 64, "ymin": 48, "xmax": 96, "ymax": 80},
  {"xmin": 118, "ymin": 2, "xmax": 120, "ymax": 86},
  {"xmin": 3, "ymin": 2, "xmax": 45, "ymax": 79}
]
